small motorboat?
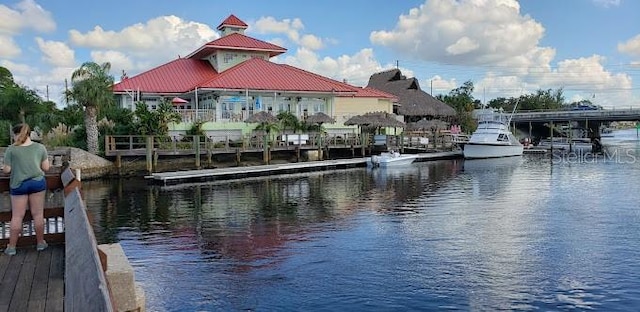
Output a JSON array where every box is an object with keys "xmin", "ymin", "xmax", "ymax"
[{"xmin": 367, "ymin": 151, "xmax": 419, "ymax": 168}]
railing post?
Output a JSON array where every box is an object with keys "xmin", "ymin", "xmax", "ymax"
[
  {"xmin": 195, "ymin": 135, "xmax": 201, "ymax": 169},
  {"xmin": 145, "ymin": 136, "xmax": 153, "ymax": 174}
]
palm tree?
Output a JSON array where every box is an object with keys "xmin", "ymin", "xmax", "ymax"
[
  {"xmin": 68, "ymin": 62, "xmax": 114, "ymax": 154},
  {"xmin": 133, "ymin": 99, "xmax": 182, "ymax": 135}
]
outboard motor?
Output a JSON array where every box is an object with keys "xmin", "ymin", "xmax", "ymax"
[{"xmin": 371, "ymin": 155, "xmax": 380, "ymax": 168}]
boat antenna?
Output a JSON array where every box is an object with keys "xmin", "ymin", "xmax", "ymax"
[{"xmin": 506, "ymin": 96, "xmax": 520, "ymax": 125}]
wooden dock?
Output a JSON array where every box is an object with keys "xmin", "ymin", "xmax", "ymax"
[
  {"xmin": 1, "ymin": 167, "xmax": 132, "ymax": 311},
  {"xmin": 523, "ymin": 148, "xmax": 550, "ymax": 154},
  {"xmin": 146, "ymin": 151, "xmax": 462, "ymax": 185},
  {"xmin": 0, "ymin": 246, "xmax": 64, "ymax": 312}
]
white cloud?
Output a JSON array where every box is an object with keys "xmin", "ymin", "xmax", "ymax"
[
  {"xmin": 0, "ymin": 59, "xmax": 35, "ymax": 77},
  {"xmin": 0, "ymin": 0, "xmax": 55, "ymax": 34},
  {"xmin": 476, "ymin": 73, "xmax": 529, "ymax": 100},
  {"xmin": 592, "ymin": 0, "xmax": 621, "ymax": 8},
  {"xmin": 279, "ymin": 48, "xmax": 401, "ymax": 87},
  {"xmin": 473, "ymin": 55, "xmax": 635, "ymax": 108},
  {"xmin": 69, "ymin": 15, "xmax": 218, "ymax": 65},
  {"xmin": 0, "ymin": 59, "xmax": 73, "ymax": 104},
  {"xmin": 90, "ymin": 50, "xmax": 134, "ymax": 76},
  {"xmin": 0, "ymin": 34, "xmax": 21, "ymax": 58},
  {"xmin": 366, "ymin": 0, "xmax": 638, "ymax": 108},
  {"xmin": 370, "ymin": 0, "xmax": 544, "ymax": 66},
  {"xmin": 426, "ymin": 75, "xmax": 458, "ymax": 94},
  {"xmin": 299, "ymin": 34, "xmax": 324, "ymax": 51},
  {"xmin": 547, "ymin": 55, "xmax": 631, "ymax": 91},
  {"xmin": 446, "ymin": 37, "xmax": 479, "ymax": 55},
  {"xmin": 252, "ymin": 16, "xmax": 304, "ymax": 39},
  {"xmin": 252, "ymin": 16, "xmax": 324, "ymax": 51},
  {"xmin": 35, "ymin": 37, "xmax": 75, "ymax": 67},
  {"xmin": 618, "ymin": 34, "xmax": 640, "ymax": 57}
]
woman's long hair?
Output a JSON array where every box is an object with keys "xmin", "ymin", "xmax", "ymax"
[{"xmin": 12, "ymin": 123, "xmax": 31, "ymax": 145}]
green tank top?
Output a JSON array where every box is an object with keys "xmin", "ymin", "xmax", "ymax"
[{"xmin": 3, "ymin": 143, "xmax": 48, "ymax": 189}]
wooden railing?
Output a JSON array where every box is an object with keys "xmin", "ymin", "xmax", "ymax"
[
  {"xmin": 61, "ymin": 168, "xmax": 115, "ymax": 311},
  {"xmin": 103, "ymin": 132, "xmax": 468, "ymax": 158},
  {"xmin": 1, "ymin": 159, "xmax": 144, "ymax": 311},
  {"xmin": 104, "ymin": 133, "xmax": 368, "ymax": 156},
  {"xmin": 0, "ymin": 151, "xmax": 70, "ymax": 246}
]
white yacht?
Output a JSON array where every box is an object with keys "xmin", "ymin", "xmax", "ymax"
[{"xmin": 463, "ymin": 109, "xmax": 523, "ymax": 159}]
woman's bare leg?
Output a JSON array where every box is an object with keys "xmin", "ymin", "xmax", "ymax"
[
  {"xmin": 8, "ymin": 194, "xmax": 28, "ymax": 247},
  {"xmin": 28, "ymin": 190, "xmax": 47, "ymax": 244}
]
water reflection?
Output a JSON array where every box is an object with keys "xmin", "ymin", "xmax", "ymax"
[
  {"xmin": 461, "ymin": 156, "xmax": 524, "ymax": 199},
  {"xmin": 84, "ymin": 162, "xmax": 463, "ymax": 262},
  {"xmin": 77, "ymin": 151, "xmax": 640, "ymax": 311}
]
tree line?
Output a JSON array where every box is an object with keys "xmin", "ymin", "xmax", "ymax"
[
  {"xmin": 436, "ymin": 80, "xmax": 596, "ymax": 133},
  {"xmin": 1, "ymin": 63, "xmax": 184, "ymax": 155}
]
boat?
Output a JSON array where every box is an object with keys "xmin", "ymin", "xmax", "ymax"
[
  {"xmin": 367, "ymin": 151, "xmax": 419, "ymax": 168},
  {"xmin": 463, "ymin": 108, "xmax": 523, "ymax": 159},
  {"xmin": 600, "ymin": 127, "xmax": 615, "ymax": 138}
]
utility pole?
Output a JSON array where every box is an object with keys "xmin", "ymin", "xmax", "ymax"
[{"xmin": 65, "ymin": 79, "xmax": 69, "ymax": 106}]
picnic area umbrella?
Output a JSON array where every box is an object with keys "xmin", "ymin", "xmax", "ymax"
[
  {"xmin": 344, "ymin": 111, "xmax": 405, "ymax": 128},
  {"xmin": 304, "ymin": 112, "xmax": 336, "ymax": 147},
  {"xmin": 171, "ymin": 97, "xmax": 189, "ymax": 104},
  {"xmin": 305, "ymin": 112, "xmax": 336, "ymax": 125},
  {"xmin": 344, "ymin": 111, "xmax": 405, "ymax": 140}
]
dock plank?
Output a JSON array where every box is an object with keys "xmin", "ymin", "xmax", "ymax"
[
  {"xmin": 45, "ymin": 247, "xmax": 64, "ymax": 312},
  {"xmin": 147, "ymin": 151, "xmax": 462, "ymax": 185},
  {"xmin": 0, "ymin": 252, "xmax": 24, "ymax": 310},
  {"xmin": 0, "ymin": 246, "xmax": 64, "ymax": 312},
  {"xmin": 11, "ymin": 249, "xmax": 39, "ymax": 311},
  {"xmin": 28, "ymin": 250, "xmax": 52, "ymax": 311}
]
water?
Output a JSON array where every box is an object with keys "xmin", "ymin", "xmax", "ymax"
[{"xmin": 82, "ymin": 128, "xmax": 640, "ymax": 311}]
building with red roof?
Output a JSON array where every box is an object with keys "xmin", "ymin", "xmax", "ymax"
[{"xmin": 113, "ymin": 15, "xmax": 397, "ymax": 139}]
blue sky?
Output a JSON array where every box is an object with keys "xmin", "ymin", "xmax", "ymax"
[{"xmin": 1, "ymin": 0, "xmax": 639, "ymax": 108}]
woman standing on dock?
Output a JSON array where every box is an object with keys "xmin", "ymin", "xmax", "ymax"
[{"xmin": 2, "ymin": 123, "xmax": 50, "ymax": 256}]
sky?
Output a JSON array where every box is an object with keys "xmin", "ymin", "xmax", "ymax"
[{"xmin": 1, "ymin": 0, "xmax": 639, "ymax": 109}]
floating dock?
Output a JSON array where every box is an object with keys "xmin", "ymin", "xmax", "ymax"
[{"xmin": 146, "ymin": 151, "xmax": 462, "ymax": 185}]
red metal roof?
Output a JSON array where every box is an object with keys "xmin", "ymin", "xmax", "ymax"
[
  {"xmin": 217, "ymin": 14, "xmax": 248, "ymax": 30},
  {"xmin": 112, "ymin": 58, "xmax": 218, "ymax": 93},
  {"xmin": 187, "ymin": 33, "xmax": 287, "ymax": 59},
  {"xmin": 350, "ymin": 87, "xmax": 398, "ymax": 101},
  {"xmin": 200, "ymin": 58, "xmax": 362, "ymax": 93}
]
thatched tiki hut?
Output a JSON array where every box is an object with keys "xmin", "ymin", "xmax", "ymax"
[
  {"xmin": 367, "ymin": 69, "xmax": 455, "ymax": 123},
  {"xmin": 304, "ymin": 112, "xmax": 336, "ymax": 147},
  {"xmin": 345, "ymin": 111, "xmax": 406, "ymax": 148},
  {"xmin": 304, "ymin": 112, "xmax": 336, "ymax": 125},
  {"xmin": 344, "ymin": 111, "xmax": 405, "ymax": 131}
]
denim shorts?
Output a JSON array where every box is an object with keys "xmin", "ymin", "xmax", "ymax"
[{"xmin": 10, "ymin": 177, "xmax": 46, "ymax": 196}]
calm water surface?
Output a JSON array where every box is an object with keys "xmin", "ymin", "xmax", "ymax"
[{"xmin": 83, "ymin": 129, "xmax": 640, "ymax": 311}]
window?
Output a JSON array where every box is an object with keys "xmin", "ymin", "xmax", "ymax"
[
  {"xmin": 224, "ymin": 53, "xmax": 234, "ymax": 63},
  {"xmin": 221, "ymin": 101, "xmax": 235, "ymax": 119}
]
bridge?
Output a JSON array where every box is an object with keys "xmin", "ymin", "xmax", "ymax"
[
  {"xmin": 511, "ymin": 108, "xmax": 640, "ymax": 123},
  {"xmin": 508, "ymin": 108, "xmax": 640, "ymax": 139}
]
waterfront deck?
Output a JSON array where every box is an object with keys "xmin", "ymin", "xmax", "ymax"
[
  {"xmin": 147, "ymin": 151, "xmax": 462, "ymax": 185},
  {"xmin": 1, "ymin": 167, "xmax": 132, "ymax": 311},
  {"xmin": 0, "ymin": 245, "xmax": 64, "ymax": 312}
]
